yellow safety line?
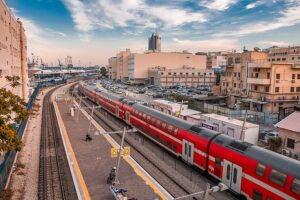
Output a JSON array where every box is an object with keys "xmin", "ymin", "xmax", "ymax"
[{"xmin": 54, "ymin": 102, "xmax": 91, "ymax": 200}]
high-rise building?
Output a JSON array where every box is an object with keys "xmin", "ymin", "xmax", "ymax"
[
  {"xmin": 148, "ymin": 33, "xmax": 161, "ymax": 52},
  {"xmin": 0, "ymin": 0, "xmax": 28, "ymax": 101}
]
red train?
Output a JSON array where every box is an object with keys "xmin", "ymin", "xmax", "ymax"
[{"xmin": 78, "ymin": 82, "xmax": 300, "ymax": 200}]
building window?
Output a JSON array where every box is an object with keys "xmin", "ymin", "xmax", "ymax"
[
  {"xmin": 291, "ymin": 87, "xmax": 295, "ymax": 92},
  {"xmin": 282, "ymin": 58, "xmax": 286, "ymax": 61},
  {"xmin": 276, "ymin": 74, "xmax": 280, "ymax": 79},
  {"xmin": 161, "ymin": 72, "xmax": 164, "ymax": 75},
  {"xmin": 168, "ymin": 72, "xmax": 171, "ymax": 75},
  {"xmin": 192, "ymin": 73, "xmax": 194, "ymax": 76},
  {"xmin": 186, "ymin": 72, "xmax": 189, "ymax": 75},
  {"xmin": 223, "ymin": 82, "xmax": 225, "ymax": 86},
  {"xmin": 265, "ymin": 86, "xmax": 269, "ymax": 92},
  {"xmin": 292, "ymin": 57, "xmax": 295, "ymax": 60},
  {"xmin": 226, "ymin": 82, "xmax": 229, "ymax": 87},
  {"xmin": 254, "ymin": 85, "xmax": 258, "ymax": 91},
  {"xmin": 297, "ymin": 87, "xmax": 300, "ymax": 92},
  {"xmin": 173, "ymin": 72, "xmax": 176, "ymax": 75},
  {"xmin": 292, "ymin": 74, "xmax": 296, "ymax": 79},
  {"xmin": 287, "ymin": 138, "xmax": 295, "ymax": 149},
  {"xmin": 275, "ymin": 87, "xmax": 279, "ymax": 93},
  {"xmin": 238, "ymin": 72, "xmax": 241, "ymax": 77},
  {"xmin": 267, "ymin": 73, "xmax": 270, "ymax": 79},
  {"xmin": 297, "ymin": 74, "xmax": 300, "ymax": 79},
  {"xmin": 198, "ymin": 72, "xmax": 201, "ymax": 75},
  {"xmin": 277, "ymin": 58, "xmax": 281, "ymax": 61},
  {"xmin": 272, "ymin": 58, "xmax": 275, "ymax": 61},
  {"xmin": 204, "ymin": 73, "xmax": 206, "ymax": 76},
  {"xmin": 234, "ymin": 83, "xmax": 236, "ymax": 88},
  {"xmin": 269, "ymin": 169, "xmax": 287, "ymax": 187},
  {"xmin": 234, "ymin": 72, "xmax": 237, "ymax": 77}
]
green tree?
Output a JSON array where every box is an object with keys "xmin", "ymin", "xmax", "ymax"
[
  {"xmin": 0, "ymin": 76, "xmax": 27, "ymax": 151},
  {"xmin": 100, "ymin": 67, "xmax": 107, "ymax": 77}
]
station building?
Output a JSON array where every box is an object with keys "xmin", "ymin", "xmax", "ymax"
[{"xmin": 0, "ymin": 0, "xmax": 28, "ymax": 101}]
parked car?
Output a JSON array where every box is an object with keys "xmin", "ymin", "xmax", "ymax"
[{"xmin": 264, "ymin": 131, "xmax": 279, "ymax": 142}]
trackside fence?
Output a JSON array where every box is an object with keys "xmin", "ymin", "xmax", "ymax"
[{"xmin": 0, "ymin": 84, "xmax": 41, "ymax": 191}]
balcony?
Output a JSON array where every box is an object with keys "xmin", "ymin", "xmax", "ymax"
[
  {"xmin": 248, "ymin": 61, "xmax": 271, "ymax": 68},
  {"xmin": 247, "ymin": 78, "xmax": 271, "ymax": 85}
]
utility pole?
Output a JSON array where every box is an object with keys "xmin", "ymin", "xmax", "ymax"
[{"xmin": 240, "ymin": 109, "xmax": 248, "ymax": 141}]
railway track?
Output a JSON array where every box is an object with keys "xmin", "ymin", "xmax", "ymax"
[
  {"xmin": 38, "ymin": 87, "xmax": 77, "ymax": 200},
  {"xmin": 74, "ymin": 90, "xmax": 231, "ymax": 200}
]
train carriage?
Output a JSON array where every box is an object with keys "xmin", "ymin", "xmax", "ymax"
[{"xmin": 78, "ymin": 82, "xmax": 300, "ymax": 200}]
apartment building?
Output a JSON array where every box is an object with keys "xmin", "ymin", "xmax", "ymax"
[
  {"xmin": 221, "ymin": 47, "xmax": 300, "ymax": 113},
  {"xmin": 148, "ymin": 66, "xmax": 215, "ymax": 88},
  {"xmin": 0, "ymin": 0, "xmax": 28, "ymax": 101},
  {"xmin": 108, "ymin": 57, "xmax": 117, "ymax": 80}
]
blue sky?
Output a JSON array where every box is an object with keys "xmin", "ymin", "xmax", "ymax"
[{"xmin": 7, "ymin": 0, "xmax": 300, "ymax": 66}]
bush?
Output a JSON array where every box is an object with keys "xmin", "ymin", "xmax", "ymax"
[{"xmin": 268, "ymin": 137, "xmax": 282, "ymax": 152}]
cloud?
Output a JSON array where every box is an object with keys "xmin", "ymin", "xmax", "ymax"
[
  {"xmin": 200, "ymin": 0, "xmax": 238, "ymax": 11},
  {"xmin": 170, "ymin": 38, "xmax": 238, "ymax": 52},
  {"xmin": 215, "ymin": 0, "xmax": 300, "ymax": 37},
  {"xmin": 257, "ymin": 40, "xmax": 290, "ymax": 46},
  {"xmin": 61, "ymin": 0, "xmax": 207, "ymax": 35}
]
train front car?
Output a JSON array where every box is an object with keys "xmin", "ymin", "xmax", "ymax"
[{"xmin": 209, "ymin": 134, "xmax": 300, "ymax": 200}]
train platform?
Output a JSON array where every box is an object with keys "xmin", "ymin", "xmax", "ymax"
[{"xmin": 53, "ymin": 86, "xmax": 170, "ymax": 199}]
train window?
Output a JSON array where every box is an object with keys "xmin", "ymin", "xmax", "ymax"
[
  {"xmin": 167, "ymin": 141, "xmax": 172, "ymax": 149},
  {"xmin": 139, "ymin": 112, "xmax": 142, "ymax": 117},
  {"xmin": 151, "ymin": 118, "xmax": 155, "ymax": 124},
  {"xmin": 255, "ymin": 163, "xmax": 266, "ymax": 177},
  {"xmin": 147, "ymin": 116, "xmax": 151, "ymax": 122},
  {"xmin": 188, "ymin": 145, "xmax": 191, "ymax": 157},
  {"xmin": 174, "ymin": 127, "xmax": 178, "ymax": 135},
  {"xmin": 215, "ymin": 157, "xmax": 221, "ymax": 167},
  {"xmin": 226, "ymin": 165, "xmax": 230, "ymax": 180},
  {"xmin": 269, "ymin": 169, "xmax": 287, "ymax": 187},
  {"xmin": 253, "ymin": 189, "xmax": 262, "ymax": 200},
  {"xmin": 168, "ymin": 125, "xmax": 173, "ymax": 132},
  {"xmin": 291, "ymin": 178, "xmax": 300, "ymax": 195},
  {"xmin": 156, "ymin": 135, "xmax": 160, "ymax": 141},
  {"xmin": 173, "ymin": 144, "xmax": 177, "ymax": 152},
  {"xmin": 233, "ymin": 168, "xmax": 237, "ymax": 184},
  {"xmin": 143, "ymin": 114, "xmax": 146, "ymax": 120},
  {"xmin": 162, "ymin": 122, "xmax": 167, "ymax": 129},
  {"xmin": 156, "ymin": 120, "xmax": 161, "ymax": 127}
]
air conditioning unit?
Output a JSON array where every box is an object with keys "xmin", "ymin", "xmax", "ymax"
[
  {"xmin": 282, "ymin": 149, "xmax": 291, "ymax": 157},
  {"xmin": 276, "ymin": 80, "xmax": 280, "ymax": 83},
  {"xmin": 292, "ymin": 80, "xmax": 296, "ymax": 83}
]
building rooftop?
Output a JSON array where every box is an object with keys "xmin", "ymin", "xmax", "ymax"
[
  {"xmin": 179, "ymin": 109, "xmax": 201, "ymax": 117},
  {"xmin": 202, "ymin": 113, "xmax": 259, "ymax": 128},
  {"xmin": 275, "ymin": 111, "xmax": 300, "ymax": 132}
]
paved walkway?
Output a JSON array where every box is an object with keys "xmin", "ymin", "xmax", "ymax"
[{"xmin": 56, "ymin": 97, "xmax": 162, "ymax": 200}]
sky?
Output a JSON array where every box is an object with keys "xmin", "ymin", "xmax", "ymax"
[{"xmin": 6, "ymin": 0, "xmax": 300, "ymax": 66}]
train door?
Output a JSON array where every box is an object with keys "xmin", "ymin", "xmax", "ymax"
[
  {"xmin": 116, "ymin": 106, "xmax": 119, "ymax": 118},
  {"xmin": 222, "ymin": 160, "xmax": 242, "ymax": 194},
  {"xmin": 125, "ymin": 111, "xmax": 130, "ymax": 125},
  {"xmin": 182, "ymin": 140, "xmax": 194, "ymax": 164}
]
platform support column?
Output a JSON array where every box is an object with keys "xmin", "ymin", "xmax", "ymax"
[
  {"xmin": 115, "ymin": 127, "xmax": 126, "ymax": 184},
  {"xmin": 87, "ymin": 105, "xmax": 95, "ymax": 134},
  {"xmin": 76, "ymin": 97, "xmax": 83, "ymax": 122}
]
